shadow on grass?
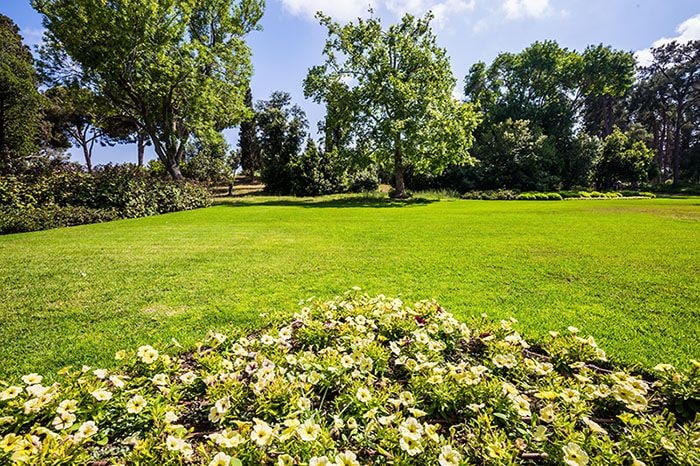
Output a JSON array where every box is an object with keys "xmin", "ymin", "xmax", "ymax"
[{"xmin": 214, "ymin": 196, "xmax": 438, "ymax": 209}]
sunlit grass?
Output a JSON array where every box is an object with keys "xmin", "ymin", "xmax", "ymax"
[{"xmin": 0, "ymin": 195, "xmax": 698, "ymax": 378}]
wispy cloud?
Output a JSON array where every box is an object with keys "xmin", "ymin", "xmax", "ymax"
[
  {"xmin": 501, "ymin": 0, "xmax": 550, "ymax": 20},
  {"xmin": 635, "ymin": 13, "xmax": 700, "ymax": 66},
  {"xmin": 279, "ymin": 0, "xmax": 475, "ymax": 25},
  {"xmin": 20, "ymin": 27, "xmax": 45, "ymax": 49}
]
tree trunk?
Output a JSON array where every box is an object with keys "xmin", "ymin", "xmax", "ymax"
[
  {"xmin": 145, "ymin": 127, "xmax": 185, "ymax": 181},
  {"xmin": 166, "ymin": 160, "xmax": 184, "ymax": 181},
  {"xmin": 82, "ymin": 144, "xmax": 92, "ymax": 173},
  {"xmin": 672, "ymin": 107, "xmax": 683, "ymax": 185},
  {"xmin": 392, "ymin": 134, "xmax": 408, "ymax": 199},
  {"xmin": 137, "ymin": 131, "xmax": 146, "ymax": 167}
]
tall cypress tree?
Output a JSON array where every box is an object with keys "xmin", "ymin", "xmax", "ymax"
[{"xmin": 0, "ymin": 14, "xmax": 42, "ymax": 175}]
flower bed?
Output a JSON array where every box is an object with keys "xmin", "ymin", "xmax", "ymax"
[{"xmin": 1, "ymin": 292, "xmax": 698, "ymax": 465}]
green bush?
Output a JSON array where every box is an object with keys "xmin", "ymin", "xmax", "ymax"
[
  {"xmin": 0, "ymin": 166, "xmax": 211, "ymax": 234},
  {"xmin": 0, "ymin": 293, "xmax": 697, "ymax": 465},
  {"xmin": 461, "ymin": 190, "xmax": 518, "ymax": 200},
  {"xmin": 516, "ymin": 192, "xmax": 562, "ymax": 200},
  {"xmin": 0, "ymin": 206, "xmax": 120, "ymax": 234}
]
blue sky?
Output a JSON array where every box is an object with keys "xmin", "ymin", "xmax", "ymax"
[{"xmin": 2, "ymin": 0, "xmax": 699, "ymax": 166}]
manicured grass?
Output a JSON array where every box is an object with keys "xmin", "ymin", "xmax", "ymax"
[{"xmin": 0, "ymin": 195, "xmax": 698, "ymax": 379}]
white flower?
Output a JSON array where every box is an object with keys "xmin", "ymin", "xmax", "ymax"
[
  {"xmin": 335, "ymin": 450, "xmax": 360, "ymax": 466},
  {"xmin": 567, "ymin": 326, "xmax": 580, "ymax": 334},
  {"xmin": 209, "ymin": 452, "xmax": 231, "ymax": 466},
  {"xmin": 399, "ymin": 434, "xmax": 423, "ymax": 456},
  {"xmin": 582, "ymin": 416, "xmax": 608, "ymax": 435},
  {"xmin": 0, "ymin": 386, "xmax": 22, "ymax": 401},
  {"xmin": 152, "ymin": 373, "xmax": 168, "ymax": 386},
  {"xmin": 251, "ymin": 420, "xmax": 274, "ymax": 446},
  {"xmin": 399, "ymin": 417, "xmax": 423, "ymax": 440},
  {"xmin": 654, "ymin": 363, "xmax": 675, "ymax": 372},
  {"xmin": 492, "ymin": 354, "xmax": 517, "ymax": 368},
  {"xmin": 214, "ymin": 397, "xmax": 231, "ymax": 414},
  {"xmin": 77, "ymin": 421, "xmax": 98, "ymax": 438},
  {"xmin": 90, "ymin": 389, "xmax": 112, "ymax": 402},
  {"xmin": 260, "ymin": 334, "xmax": 276, "ymax": 345},
  {"xmin": 180, "ymin": 372, "xmax": 197, "ymax": 384},
  {"xmin": 165, "ymin": 411, "xmax": 179, "ymax": 424},
  {"xmin": 539, "ymin": 404, "xmax": 555, "ymax": 423},
  {"xmin": 137, "ymin": 345, "xmax": 159, "ymax": 364},
  {"xmin": 560, "ymin": 389, "xmax": 580, "ymax": 403},
  {"xmin": 58, "ymin": 399, "xmax": 78, "ymax": 413},
  {"xmin": 126, "ymin": 395, "xmax": 147, "ymax": 414},
  {"xmin": 341, "ymin": 355, "xmax": 354, "ymax": 369},
  {"xmin": 309, "ymin": 456, "xmax": 331, "ymax": 466},
  {"xmin": 355, "ymin": 387, "xmax": 372, "ymax": 403},
  {"xmin": 562, "ymin": 442, "xmax": 589, "ymax": 466},
  {"xmin": 51, "ymin": 410, "xmax": 76, "ymax": 430},
  {"xmin": 277, "ymin": 454, "xmax": 294, "ymax": 466},
  {"xmin": 297, "ymin": 418, "xmax": 321, "ymax": 441},
  {"xmin": 166, "ymin": 435, "xmax": 184, "ymax": 451},
  {"xmin": 211, "ymin": 429, "xmax": 242, "ymax": 448},
  {"xmin": 21, "ymin": 374, "xmax": 42, "ymax": 385},
  {"xmin": 438, "ymin": 445, "xmax": 462, "ymax": 466},
  {"xmin": 297, "ymin": 397, "xmax": 311, "ymax": 411},
  {"xmin": 93, "ymin": 369, "xmax": 108, "ymax": 379},
  {"xmin": 109, "ymin": 375, "xmax": 126, "ymax": 389}
]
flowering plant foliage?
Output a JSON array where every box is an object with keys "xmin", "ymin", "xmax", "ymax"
[{"xmin": 1, "ymin": 291, "xmax": 698, "ymax": 465}]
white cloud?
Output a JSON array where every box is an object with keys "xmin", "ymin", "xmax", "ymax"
[
  {"xmin": 280, "ymin": 0, "xmax": 475, "ymax": 25},
  {"xmin": 636, "ymin": 13, "xmax": 700, "ymax": 66},
  {"xmin": 20, "ymin": 27, "xmax": 46, "ymax": 49},
  {"xmin": 280, "ymin": 0, "xmax": 377, "ymax": 22},
  {"xmin": 502, "ymin": 0, "xmax": 549, "ymax": 20}
]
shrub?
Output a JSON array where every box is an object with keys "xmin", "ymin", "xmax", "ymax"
[
  {"xmin": 0, "ymin": 166, "xmax": 211, "ymax": 234},
  {"xmin": 516, "ymin": 192, "xmax": 562, "ymax": 200},
  {"xmin": 1, "ymin": 292, "xmax": 697, "ymax": 465},
  {"xmin": 461, "ymin": 190, "xmax": 518, "ymax": 200},
  {"xmin": 0, "ymin": 206, "xmax": 119, "ymax": 234}
]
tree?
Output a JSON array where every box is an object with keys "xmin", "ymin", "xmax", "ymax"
[
  {"xmin": 580, "ymin": 45, "xmax": 636, "ymax": 138},
  {"xmin": 464, "ymin": 41, "xmax": 635, "ymax": 189},
  {"xmin": 288, "ymin": 138, "xmax": 344, "ymax": 196},
  {"xmin": 256, "ymin": 92, "xmax": 308, "ymax": 194},
  {"xmin": 43, "ymin": 84, "xmax": 115, "ymax": 173},
  {"xmin": 33, "ymin": 0, "xmax": 264, "ymax": 180},
  {"xmin": 635, "ymin": 40, "xmax": 700, "ymax": 184},
  {"xmin": 477, "ymin": 119, "xmax": 557, "ymax": 191},
  {"xmin": 0, "ymin": 14, "xmax": 42, "ymax": 175},
  {"xmin": 238, "ymin": 86, "xmax": 261, "ymax": 180},
  {"xmin": 594, "ymin": 127, "xmax": 655, "ymax": 189},
  {"xmin": 305, "ymin": 12, "xmax": 480, "ymax": 198}
]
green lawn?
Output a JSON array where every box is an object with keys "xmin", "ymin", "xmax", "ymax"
[{"xmin": 1, "ymin": 196, "xmax": 698, "ymax": 379}]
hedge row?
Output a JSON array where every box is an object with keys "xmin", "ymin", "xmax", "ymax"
[
  {"xmin": 0, "ymin": 166, "xmax": 211, "ymax": 234},
  {"xmin": 461, "ymin": 190, "xmax": 656, "ymax": 201}
]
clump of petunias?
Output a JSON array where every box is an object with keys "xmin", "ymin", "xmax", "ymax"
[{"xmin": 0, "ymin": 291, "xmax": 698, "ymax": 465}]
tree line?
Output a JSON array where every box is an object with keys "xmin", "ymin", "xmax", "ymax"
[{"xmin": 1, "ymin": 4, "xmax": 699, "ymax": 199}]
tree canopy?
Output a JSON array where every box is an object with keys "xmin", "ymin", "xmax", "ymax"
[
  {"xmin": 0, "ymin": 14, "xmax": 42, "ymax": 175},
  {"xmin": 33, "ymin": 0, "xmax": 264, "ymax": 180},
  {"xmin": 305, "ymin": 12, "xmax": 480, "ymax": 198}
]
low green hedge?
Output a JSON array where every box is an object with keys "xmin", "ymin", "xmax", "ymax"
[
  {"xmin": 462, "ymin": 190, "xmax": 656, "ymax": 201},
  {"xmin": 0, "ymin": 166, "xmax": 211, "ymax": 234},
  {"xmin": 0, "ymin": 206, "xmax": 120, "ymax": 234},
  {"xmin": 0, "ymin": 292, "xmax": 697, "ymax": 465}
]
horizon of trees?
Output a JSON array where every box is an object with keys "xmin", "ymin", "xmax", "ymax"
[{"xmin": 1, "ymin": 6, "xmax": 699, "ymax": 195}]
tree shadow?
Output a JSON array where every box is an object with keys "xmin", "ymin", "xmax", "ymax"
[{"xmin": 215, "ymin": 196, "xmax": 438, "ymax": 209}]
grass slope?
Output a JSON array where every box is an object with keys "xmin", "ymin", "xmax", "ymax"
[{"xmin": 0, "ymin": 196, "xmax": 698, "ymax": 379}]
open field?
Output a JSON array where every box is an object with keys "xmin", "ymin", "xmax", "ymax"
[{"xmin": 0, "ymin": 196, "xmax": 698, "ymax": 379}]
